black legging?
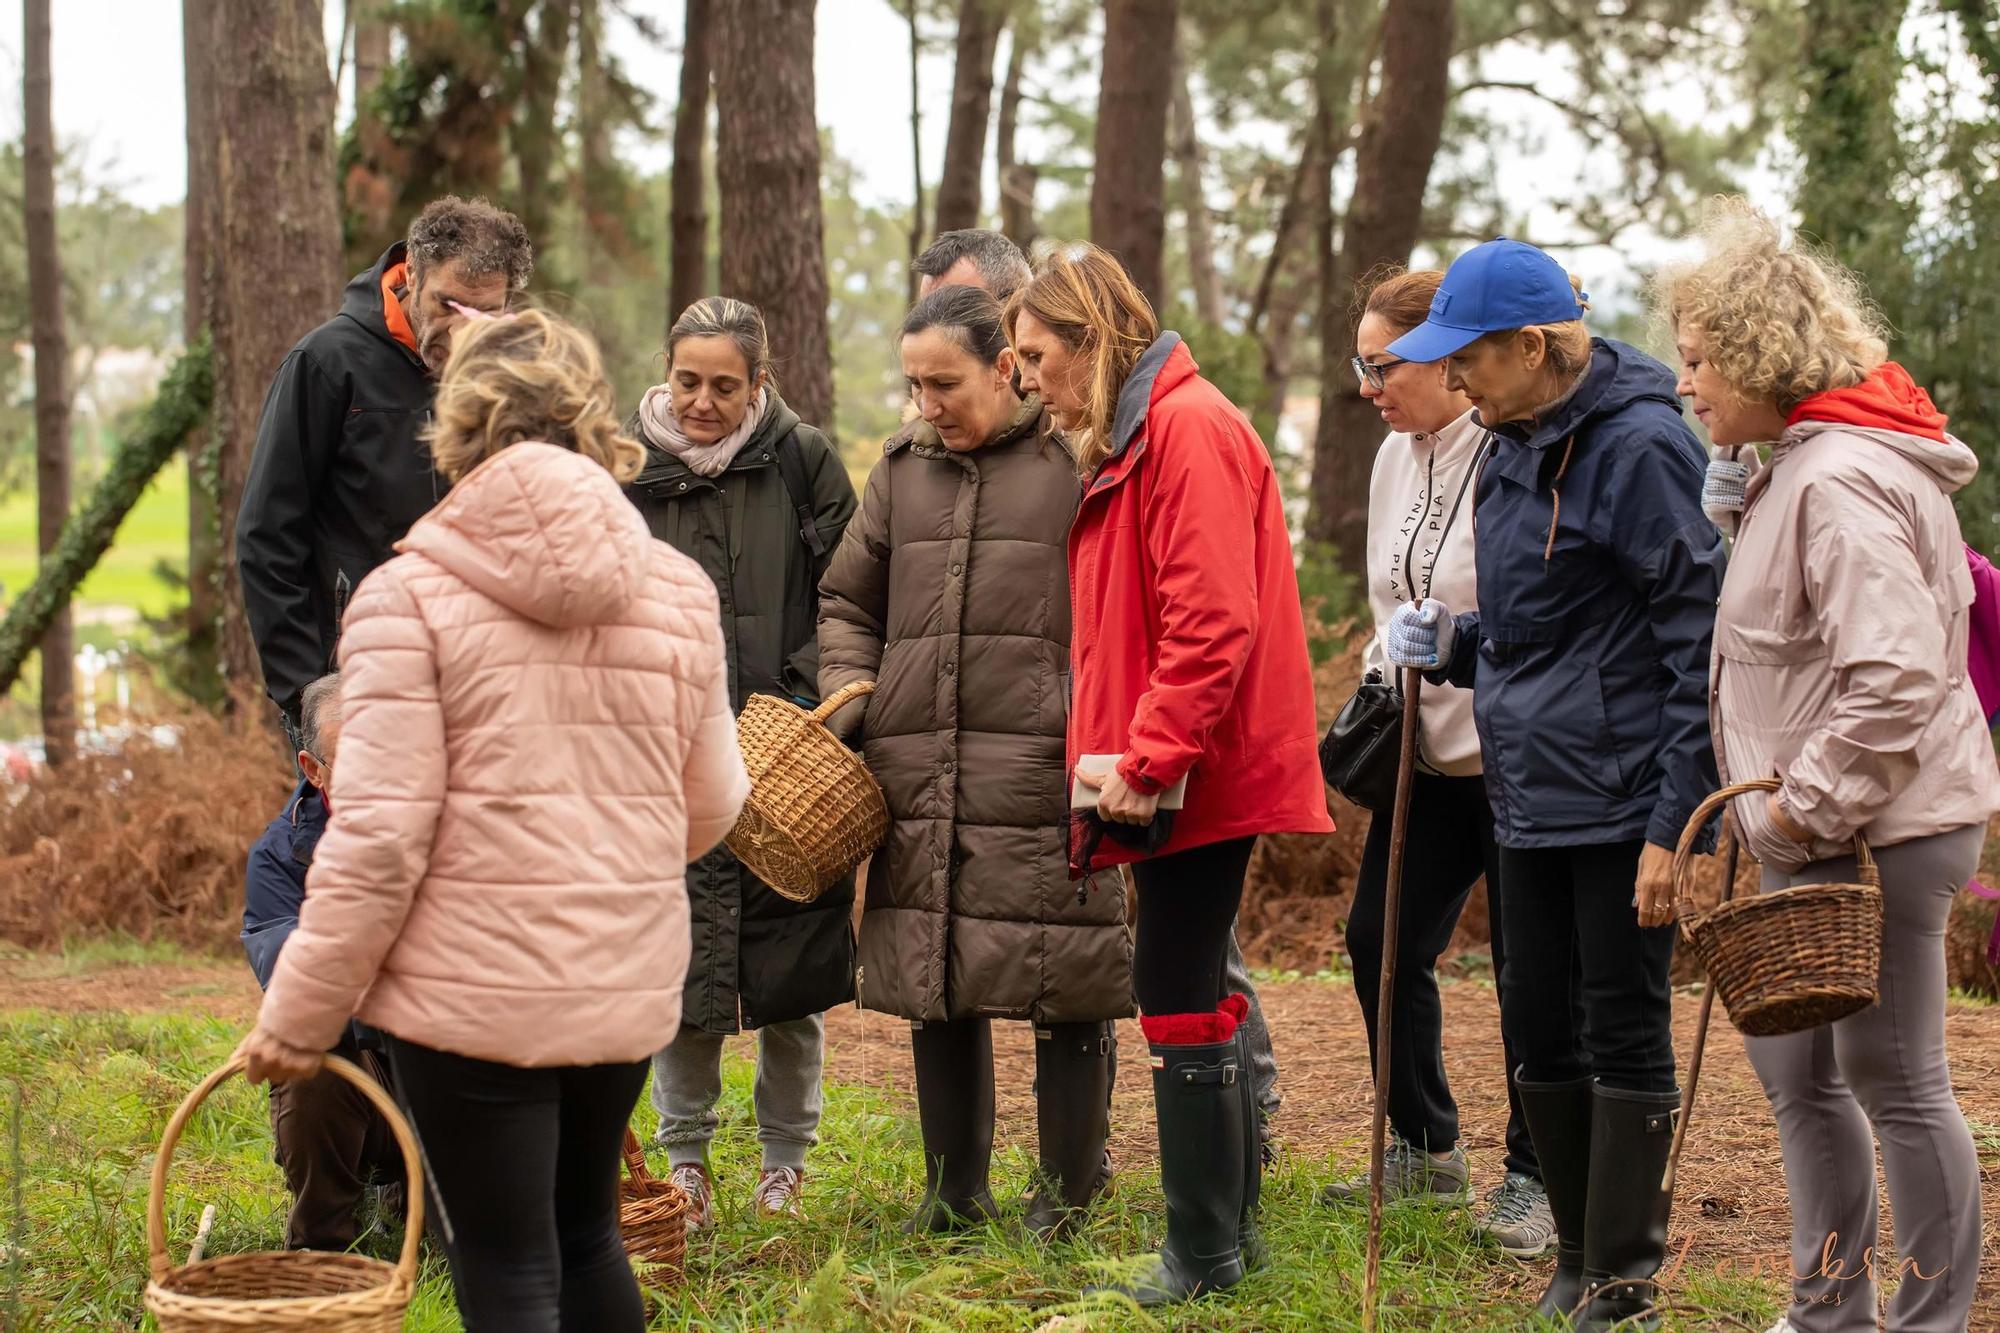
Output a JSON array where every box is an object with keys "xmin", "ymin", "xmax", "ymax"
[
  {"xmin": 386, "ymin": 1036, "xmax": 649, "ymax": 1332},
  {"xmin": 1347, "ymin": 771, "xmax": 1538, "ymax": 1177},
  {"xmin": 1131, "ymin": 836, "xmax": 1257, "ymax": 1015}
]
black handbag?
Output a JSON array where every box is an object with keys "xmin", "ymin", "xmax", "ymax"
[{"xmin": 1319, "ymin": 432, "xmax": 1489, "ymax": 811}]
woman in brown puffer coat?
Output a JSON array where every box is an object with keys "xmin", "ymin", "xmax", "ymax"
[{"xmin": 819, "ymin": 284, "xmax": 1133, "ymax": 1239}]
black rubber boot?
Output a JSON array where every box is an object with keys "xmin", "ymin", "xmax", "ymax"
[
  {"xmin": 1577, "ymin": 1083, "xmax": 1679, "ymax": 1332},
  {"xmin": 1093, "ymin": 1035, "xmax": 1246, "ymax": 1307},
  {"xmin": 1513, "ymin": 1070, "xmax": 1594, "ymax": 1325},
  {"xmin": 1229, "ymin": 999, "xmax": 1265, "ymax": 1271},
  {"xmin": 904, "ymin": 1017, "xmax": 1000, "ymax": 1234},
  {"xmin": 1022, "ymin": 1022, "xmax": 1114, "ymax": 1241}
]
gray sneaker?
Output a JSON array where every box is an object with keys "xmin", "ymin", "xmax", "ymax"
[
  {"xmin": 1479, "ymin": 1171, "xmax": 1556, "ymax": 1257},
  {"xmin": 1320, "ymin": 1135, "xmax": 1472, "ymax": 1205}
]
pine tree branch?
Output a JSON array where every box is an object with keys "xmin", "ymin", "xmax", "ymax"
[{"xmin": 0, "ymin": 340, "xmax": 213, "ymax": 698}]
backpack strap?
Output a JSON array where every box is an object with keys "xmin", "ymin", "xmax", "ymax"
[{"xmin": 772, "ymin": 432, "xmax": 827, "ymax": 560}]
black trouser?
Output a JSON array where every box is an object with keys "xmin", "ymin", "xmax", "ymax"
[
  {"xmin": 269, "ymin": 1042, "xmax": 402, "ymax": 1251},
  {"xmin": 1347, "ymin": 772, "xmax": 1537, "ymax": 1178},
  {"xmin": 1131, "ymin": 837, "xmax": 1257, "ymax": 1014},
  {"xmin": 386, "ymin": 1036, "xmax": 650, "ymax": 1333},
  {"xmin": 1494, "ymin": 839, "xmax": 1677, "ymax": 1094}
]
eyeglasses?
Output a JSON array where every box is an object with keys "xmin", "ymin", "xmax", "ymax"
[{"xmin": 1351, "ymin": 355, "xmax": 1411, "ymax": 391}]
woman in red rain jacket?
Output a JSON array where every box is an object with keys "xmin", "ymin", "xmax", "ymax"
[{"xmin": 1007, "ymin": 243, "xmax": 1332, "ymax": 1308}]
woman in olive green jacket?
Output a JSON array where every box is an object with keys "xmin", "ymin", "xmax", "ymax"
[
  {"xmin": 625, "ymin": 297, "xmax": 856, "ymax": 1227},
  {"xmin": 819, "ymin": 284, "xmax": 1133, "ymax": 1240}
]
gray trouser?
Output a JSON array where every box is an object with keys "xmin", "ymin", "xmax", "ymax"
[
  {"xmin": 650, "ymin": 1015, "xmax": 825, "ymax": 1172},
  {"xmin": 1224, "ymin": 927, "xmax": 1282, "ymax": 1128},
  {"xmin": 1743, "ymin": 824, "xmax": 1984, "ymax": 1333}
]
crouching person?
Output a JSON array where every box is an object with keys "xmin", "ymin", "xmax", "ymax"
[{"xmin": 239, "ymin": 672, "xmax": 401, "ymax": 1253}]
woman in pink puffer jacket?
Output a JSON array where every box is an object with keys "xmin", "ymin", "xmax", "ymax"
[{"xmin": 238, "ymin": 309, "xmax": 749, "ymax": 1331}]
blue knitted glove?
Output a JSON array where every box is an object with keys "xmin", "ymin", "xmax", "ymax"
[
  {"xmin": 1386, "ymin": 599, "xmax": 1456, "ymax": 669},
  {"xmin": 1701, "ymin": 457, "xmax": 1751, "ymax": 524}
]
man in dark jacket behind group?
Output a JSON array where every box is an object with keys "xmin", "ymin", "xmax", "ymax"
[{"xmin": 235, "ymin": 196, "xmax": 533, "ymax": 739}]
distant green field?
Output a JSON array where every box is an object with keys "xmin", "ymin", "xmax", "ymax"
[{"xmin": 0, "ymin": 469, "xmax": 189, "ymax": 621}]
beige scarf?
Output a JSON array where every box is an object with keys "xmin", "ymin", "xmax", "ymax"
[{"xmin": 637, "ymin": 385, "xmax": 768, "ymax": 476}]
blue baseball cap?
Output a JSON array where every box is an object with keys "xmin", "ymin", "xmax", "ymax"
[{"xmin": 1387, "ymin": 238, "xmax": 1588, "ymax": 363}]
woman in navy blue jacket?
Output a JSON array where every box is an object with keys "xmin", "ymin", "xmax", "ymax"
[{"xmin": 1384, "ymin": 239, "xmax": 1722, "ymax": 1332}]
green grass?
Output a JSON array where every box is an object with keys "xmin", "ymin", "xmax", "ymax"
[
  {"xmin": 0, "ymin": 469, "xmax": 189, "ymax": 622},
  {"xmin": 0, "ymin": 1002, "xmax": 1785, "ymax": 1332}
]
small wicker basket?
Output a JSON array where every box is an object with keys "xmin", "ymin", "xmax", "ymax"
[
  {"xmin": 1673, "ymin": 779, "xmax": 1884, "ymax": 1037},
  {"xmin": 726, "ymin": 681, "xmax": 889, "ymax": 902},
  {"xmin": 618, "ymin": 1128, "xmax": 688, "ymax": 1285},
  {"xmin": 144, "ymin": 1055, "xmax": 422, "ymax": 1333}
]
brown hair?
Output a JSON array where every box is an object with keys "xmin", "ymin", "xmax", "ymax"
[
  {"xmin": 1359, "ymin": 265, "xmax": 1445, "ymax": 340},
  {"xmin": 1003, "ymin": 242, "xmax": 1160, "ymax": 472},
  {"xmin": 428, "ymin": 308, "xmax": 643, "ymax": 484},
  {"xmin": 1653, "ymin": 196, "xmax": 1885, "ymax": 411},
  {"xmin": 406, "ymin": 195, "xmax": 534, "ymax": 291},
  {"xmin": 667, "ymin": 296, "xmax": 777, "ymax": 389}
]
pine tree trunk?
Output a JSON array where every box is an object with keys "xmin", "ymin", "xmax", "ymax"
[
  {"xmin": 25, "ymin": 0, "xmax": 73, "ymax": 764},
  {"xmin": 1308, "ymin": 0, "xmax": 1454, "ymax": 576},
  {"xmin": 1168, "ymin": 29, "xmax": 1221, "ymax": 325},
  {"xmin": 516, "ymin": 0, "xmax": 574, "ymax": 246},
  {"xmin": 1090, "ymin": 0, "xmax": 1177, "ymax": 310},
  {"xmin": 0, "ymin": 348, "xmax": 213, "ymax": 698},
  {"xmin": 905, "ymin": 0, "xmax": 924, "ymax": 305},
  {"xmin": 934, "ymin": 0, "xmax": 1004, "ymax": 234},
  {"xmin": 716, "ymin": 0, "xmax": 835, "ymax": 429},
  {"xmin": 352, "ymin": 0, "xmax": 391, "ymax": 108},
  {"xmin": 184, "ymin": 0, "xmax": 221, "ymax": 694},
  {"xmin": 669, "ymin": 0, "xmax": 715, "ymax": 325},
  {"xmin": 996, "ymin": 22, "xmax": 1037, "ymax": 249},
  {"xmin": 203, "ymin": 0, "xmax": 343, "ymax": 702},
  {"xmin": 1796, "ymin": 0, "xmax": 1914, "ymax": 265}
]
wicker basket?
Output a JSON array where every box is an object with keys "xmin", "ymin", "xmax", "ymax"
[
  {"xmin": 726, "ymin": 681, "xmax": 888, "ymax": 902},
  {"xmin": 1673, "ymin": 779, "xmax": 1884, "ymax": 1037},
  {"xmin": 618, "ymin": 1128, "xmax": 688, "ymax": 1285},
  {"xmin": 145, "ymin": 1055, "xmax": 422, "ymax": 1332}
]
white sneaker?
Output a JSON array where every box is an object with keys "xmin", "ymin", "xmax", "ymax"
[
  {"xmin": 669, "ymin": 1161, "xmax": 713, "ymax": 1231},
  {"xmin": 1765, "ymin": 1318, "xmax": 1795, "ymax": 1333}
]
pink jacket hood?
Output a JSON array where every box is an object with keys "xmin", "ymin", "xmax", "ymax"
[{"xmin": 400, "ymin": 442, "xmax": 653, "ymax": 629}]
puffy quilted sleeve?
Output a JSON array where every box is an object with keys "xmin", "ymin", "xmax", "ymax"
[
  {"xmin": 815, "ymin": 454, "xmax": 893, "ymax": 739},
  {"xmin": 257, "ymin": 562, "xmax": 445, "ymax": 1052},
  {"xmin": 684, "ymin": 608, "xmax": 751, "ymax": 858}
]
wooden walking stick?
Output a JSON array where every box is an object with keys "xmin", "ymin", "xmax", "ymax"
[
  {"xmin": 1362, "ymin": 666, "xmax": 1424, "ymax": 1333},
  {"xmin": 1661, "ymin": 817, "xmax": 1739, "ymax": 1198}
]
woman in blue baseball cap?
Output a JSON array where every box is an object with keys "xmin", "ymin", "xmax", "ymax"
[{"xmin": 1382, "ymin": 238, "xmax": 1723, "ymax": 1331}]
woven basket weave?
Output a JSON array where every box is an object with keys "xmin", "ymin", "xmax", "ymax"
[
  {"xmin": 1673, "ymin": 779, "xmax": 1884, "ymax": 1037},
  {"xmin": 726, "ymin": 681, "xmax": 888, "ymax": 902},
  {"xmin": 618, "ymin": 1128, "xmax": 688, "ymax": 1285},
  {"xmin": 145, "ymin": 1055, "xmax": 422, "ymax": 1332}
]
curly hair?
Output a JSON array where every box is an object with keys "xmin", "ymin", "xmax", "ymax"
[
  {"xmin": 1654, "ymin": 197, "xmax": 1888, "ymax": 411},
  {"xmin": 427, "ymin": 309, "xmax": 642, "ymax": 484},
  {"xmin": 406, "ymin": 195, "xmax": 534, "ymax": 291}
]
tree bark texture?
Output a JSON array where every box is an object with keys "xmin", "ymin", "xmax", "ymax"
[
  {"xmin": 184, "ymin": 0, "xmax": 222, "ymax": 695},
  {"xmin": 1309, "ymin": 0, "xmax": 1455, "ymax": 576},
  {"xmin": 202, "ymin": 0, "xmax": 343, "ymax": 701},
  {"xmin": 25, "ymin": 0, "xmax": 74, "ymax": 763},
  {"xmin": 1168, "ymin": 28, "xmax": 1222, "ymax": 325},
  {"xmin": 905, "ymin": 0, "xmax": 925, "ymax": 305},
  {"xmin": 1090, "ymin": 0, "xmax": 1177, "ymax": 310},
  {"xmin": 670, "ymin": 0, "xmax": 715, "ymax": 325},
  {"xmin": 352, "ymin": 0, "xmax": 391, "ymax": 108},
  {"xmin": 515, "ymin": 0, "xmax": 574, "ymax": 246},
  {"xmin": 996, "ymin": 21, "xmax": 1037, "ymax": 249},
  {"xmin": 716, "ymin": 0, "xmax": 836, "ymax": 429},
  {"xmin": 0, "ymin": 347, "xmax": 213, "ymax": 699},
  {"xmin": 934, "ymin": 0, "xmax": 1005, "ymax": 234}
]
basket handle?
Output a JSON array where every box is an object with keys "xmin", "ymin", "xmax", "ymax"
[
  {"xmin": 147, "ymin": 1053, "xmax": 425, "ymax": 1288},
  {"xmin": 1671, "ymin": 778, "xmax": 1879, "ymax": 939},
  {"xmin": 622, "ymin": 1127, "xmax": 656, "ymax": 1186},
  {"xmin": 808, "ymin": 679, "xmax": 875, "ymax": 726}
]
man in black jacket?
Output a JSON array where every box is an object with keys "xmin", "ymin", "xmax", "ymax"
[{"xmin": 235, "ymin": 195, "xmax": 532, "ymax": 735}]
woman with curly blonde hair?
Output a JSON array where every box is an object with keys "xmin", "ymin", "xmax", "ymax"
[
  {"xmin": 1659, "ymin": 200, "xmax": 2000, "ymax": 1333},
  {"xmin": 238, "ymin": 307, "xmax": 749, "ymax": 1331}
]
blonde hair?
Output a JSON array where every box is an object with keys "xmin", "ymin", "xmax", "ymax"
[
  {"xmin": 1004, "ymin": 242, "xmax": 1160, "ymax": 472},
  {"xmin": 1477, "ymin": 272, "xmax": 1594, "ymax": 385},
  {"xmin": 1654, "ymin": 197, "xmax": 1887, "ymax": 411},
  {"xmin": 428, "ymin": 308, "xmax": 643, "ymax": 484}
]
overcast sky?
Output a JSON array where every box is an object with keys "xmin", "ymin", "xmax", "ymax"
[{"xmin": 0, "ymin": 0, "xmax": 967, "ymax": 212}]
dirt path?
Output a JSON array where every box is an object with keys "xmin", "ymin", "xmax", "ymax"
[{"xmin": 8, "ymin": 952, "xmax": 1995, "ymax": 1321}]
